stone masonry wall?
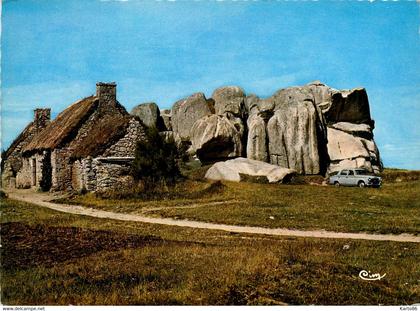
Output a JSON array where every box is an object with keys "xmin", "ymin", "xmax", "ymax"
[
  {"xmin": 102, "ymin": 118, "xmax": 146, "ymax": 157},
  {"xmin": 34, "ymin": 153, "xmax": 45, "ymax": 188},
  {"xmin": 2, "ymin": 108, "xmax": 51, "ymax": 188},
  {"xmin": 16, "ymin": 158, "xmax": 32, "ymax": 189},
  {"xmin": 93, "ymin": 159, "xmax": 134, "ymax": 192},
  {"xmin": 2, "ymin": 162, "xmax": 16, "ymax": 189},
  {"xmin": 16, "ymin": 152, "xmax": 50, "ymax": 190},
  {"xmin": 51, "ymin": 149, "xmax": 73, "ymax": 191},
  {"xmin": 70, "ymin": 157, "xmax": 97, "ymax": 192},
  {"xmin": 72, "ymin": 160, "xmax": 84, "ymax": 191},
  {"xmin": 82, "ymin": 157, "xmax": 97, "ymax": 191}
]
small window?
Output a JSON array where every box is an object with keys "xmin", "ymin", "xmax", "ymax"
[
  {"xmin": 340, "ymin": 170, "xmax": 348, "ymax": 176},
  {"xmin": 355, "ymin": 169, "xmax": 368, "ymax": 175},
  {"xmin": 348, "ymin": 170, "xmax": 354, "ymax": 176}
]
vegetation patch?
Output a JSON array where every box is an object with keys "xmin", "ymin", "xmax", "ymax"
[
  {"xmin": 57, "ymin": 180, "xmax": 227, "ymax": 207},
  {"xmin": 380, "ymin": 168, "xmax": 420, "ymax": 183},
  {"xmin": 1, "ymin": 198, "xmax": 419, "ymax": 305},
  {"xmin": 60, "ymin": 176, "xmax": 420, "ymax": 234},
  {"xmin": 1, "ymin": 222, "xmax": 162, "ymax": 270}
]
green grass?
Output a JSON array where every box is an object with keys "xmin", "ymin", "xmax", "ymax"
[
  {"xmin": 1, "ymin": 198, "xmax": 419, "ymax": 305},
  {"xmin": 58, "ymin": 177, "xmax": 420, "ymax": 235}
]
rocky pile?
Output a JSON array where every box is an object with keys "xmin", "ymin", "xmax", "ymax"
[{"xmin": 130, "ymin": 81, "xmax": 382, "ymax": 175}]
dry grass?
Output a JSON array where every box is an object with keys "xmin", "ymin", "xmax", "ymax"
[
  {"xmin": 1, "ymin": 198, "xmax": 419, "ymax": 305},
  {"xmin": 149, "ymin": 180, "xmax": 420, "ymax": 234},
  {"xmin": 55, "ymin": 180, "xmax": 232, "ymax": 212},
  {"xmin": 380, "ymin": 168, "xmax": 420, "ymax": 183},
  {"xmin": 59, "ymin": 176, "xmax": 420, "ymax": 235}
]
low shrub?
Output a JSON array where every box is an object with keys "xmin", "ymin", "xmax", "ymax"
[
  {"xmin": 0, "ymin": 190, "xmax": 8, "ymax": 199},
  {"xmin": 131, "ymin": 126, "xmax": 184, "ymax": 191}
]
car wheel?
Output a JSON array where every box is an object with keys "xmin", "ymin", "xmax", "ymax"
[
  {"xmin": 358, "ymin": 181, "xmax": 366, "ymax": 188},
  {"xmin": 334, "ymin": 181, "xmax": 340, "ymax": 187}
]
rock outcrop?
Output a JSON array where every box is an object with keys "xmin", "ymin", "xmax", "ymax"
[
  {"xmin": 161, "ymin": 81, "xmax": 382, "ymax": 175},
  {"xmin": 190, "ymin": 114, "xmax": 244, "ymax": 162},
  {"xmin": 212, "ymin": 86, "xmax": 246, "ymax": 117},
  {"xmin": 205, "ymin": 157, "xmax": 296, "ymax": 183},
  {"xmin": 171, "ymin": 93, "xmax": 213, "ymax": 142},
  {"xmin": 267, "ymin": 100, "xmax": 320, "ymax": 174},
  {"xmin": 243, "ymin": 87, "xmax": 327, "ymax": 174},
  {"xmin": 160, "ymin": 109, "xmax": 172, "ymax": 131},
  {"xmin": 131, "ymin": 102, "xmax": 161, "ymax": 128},
  {"xmin": 327, "ymin": 126, "xmax": 381, "ymax": 174},
  {"xmin": 324, "ymin": 88, "xmax": 372, "ymax": 125},
  {"xmin": 246, "ymin": 113, "xmax": 268, "ymax": 162}
]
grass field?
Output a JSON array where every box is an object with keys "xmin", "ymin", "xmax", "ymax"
[
  {"xmin": 1, "ymin": 198, "xmax": 419, "ymax": 305},
  {"xmin": 57, "ymin": 171, "xmax": 420, "ymax": 235}
]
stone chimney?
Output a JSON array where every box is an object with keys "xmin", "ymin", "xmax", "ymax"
[
  {"xmin": 96, "ymin": 82, "xmax": 116, "ymax": 102},
  {"xmin": 34, "ymin": 108, "xmax": 51, "ymax": 128}
]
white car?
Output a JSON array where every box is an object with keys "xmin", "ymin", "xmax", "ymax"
[{"xmin": 329, "ymin": 169, "xmax": 382, "ymax": 188}]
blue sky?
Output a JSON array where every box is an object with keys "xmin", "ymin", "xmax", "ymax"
[{"xmin": 1, "ymin": 0, "xmax": 419, "ymax": 169}]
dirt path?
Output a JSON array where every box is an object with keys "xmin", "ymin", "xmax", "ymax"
[
  {"xmin": 140, "ymin": 199, "xmax": 244, "ymax": 213},
  {"xmin": 6, "ymin": 189, "xmax": 420, "ymax": 243}
]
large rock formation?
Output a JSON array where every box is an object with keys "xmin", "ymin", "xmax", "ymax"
[
  {"xmin": 212, "ymin": 86, "xmax": 246, "ymax": 117},
  {"xmin": 160, "ymin": 109, "xmax": 172, "ymax": 131},
  {"xmin": 205, "ymin": 157, "xmax": 296, "ymax": 183},
  {"xmin": 246, "ymin": 113, "xmax": 268, "ymax": 162},
  {"xmin": 188, "ymin": 86, "xmax": 247, "ymax": 162},
  {"xmin": 171, "ymin": 93, "xmax": 213, "ymax": 142},
  {"xmin": 324, "ymin": 88, "xmax": 372, "ymax": 125},
  {"xmin": 131, "ymin": 102, "xmax": 161, "ymax": 128},
  {"xmin": 190, "ymin": 114, "xmax": 244, "ymax": 162},
  {"xmin": 267, "ymin": 100, "xmax": 320, "ymax": 174},
  {"xmin": 161, "ymin": 81, "xmax": 382, "ymax": 175},
  {"xmin": 327, "ymin": 126, "xmax": 381, "ymax": 174},
  {"xmin": 243, "ymin": 87, "xmax": 328, "ymax": 174}
]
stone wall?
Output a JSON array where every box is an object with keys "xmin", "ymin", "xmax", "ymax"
[
  {"xmin": 51, "ymin": 148, "xmax": 73, "ymax": 191},
  {"xmin": 2, "ymin": 108, "xmax": 51, "ymax": 187},
  {"xmin": 65, "ymin": 118, "xmax": 145, "ymax": 193},
  {"xmin": 15, "ymin": 152, "xmax": 50, "ymax": 190},
  {"xmin": 2, "ymin": 162, "xmax": 16, "ymax": 189},
  {"xmin": 93, "ymin": 159, "xmax": 134, "ymax": 192},
  {"xmin": 34, "ymin": 153, "xmax": 44, "ymax": 188},
  {"xmin": 15, "ymin": 158, "xmax": 32, "ymax": 189},
  {"xmin": 70, "ymin": 157, "xmax": 97, "ymax": 192},
  {"xmin": 71, "ymin": 160, "xmax": 84, "ymax": 192},
  {"xmin": 102, "ymin": 118, "xmax": 146, "ymax": 157},
  {"xmin": 82, "ymin": 157, "xmax": 97, "ymax": 191}
]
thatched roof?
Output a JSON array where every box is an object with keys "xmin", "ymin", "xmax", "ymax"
[
  {"xmin": 70, "ymin": 114, "xmax": 132, "ymax": 158},
  {"xmin": 2, "ymin": 121, "xmax": 38, "ymax": 173},
  {"xmin": 22, "ymin": 94, "xmax": 136, "ymax": 159},
  {"xmin": 23, "ymin": 96, "xmax": 98, "ymax": 153},
  {"xmin": 4, "ymin": 122, "xmax": 35, "ymax": 158}
]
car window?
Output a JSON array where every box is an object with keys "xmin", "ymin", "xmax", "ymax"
[
  {"xmin": 340, "ymin": 170, "xmax": 348, "ymax": 175},
  {"xmin": 348, "ymin": 170, "xmax": 354, "ymax": 175},
  {"xmin": 355, "ymin": 169, "xmax": 367, "ymax": 175}
]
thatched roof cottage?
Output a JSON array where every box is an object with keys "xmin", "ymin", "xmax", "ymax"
[
  {"xmin": 1, "ymin": 108, "xmax": 51, "ymax": 188},
  {"xmin": 4, "ymin": 82, "xmax": 147, "ymax": 192}
]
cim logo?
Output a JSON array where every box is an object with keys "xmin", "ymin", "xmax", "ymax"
[{"xmin": 359, "ymin": 270, "xmax": 386, "ymax": 281}]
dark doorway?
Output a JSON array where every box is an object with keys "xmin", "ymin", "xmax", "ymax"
[{"xmin": 31, "ymin": 158, "xmax": 37, "ymax": 186}]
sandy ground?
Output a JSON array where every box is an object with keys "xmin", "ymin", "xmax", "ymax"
[{"xmin": 6, "ymin": 189, "xmax": 420, "ymax": 243}]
